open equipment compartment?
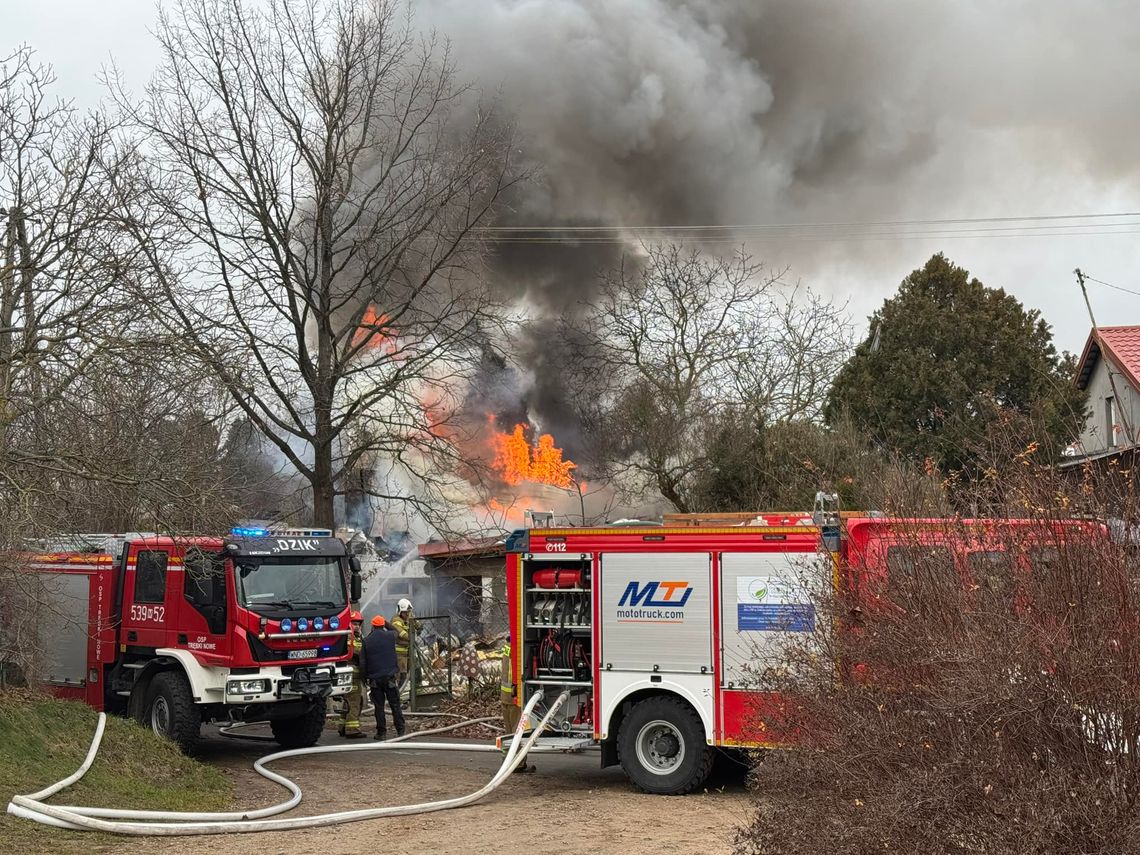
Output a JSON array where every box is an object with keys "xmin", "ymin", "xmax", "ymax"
[{"xmin": 520, "ymin": 552, "xmax": 594, "ymax": 736}]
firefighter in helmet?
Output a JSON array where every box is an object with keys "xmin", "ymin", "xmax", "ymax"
[
  {"xmin": 338, "ymin": 610, "xmax": 366, "ymax": 739},
  {"xmin": 500, "ymin": 642, "xmax": 535, "ymax": 773},
  {"xmin": 391, "ymin": 598, "xmax": 415, "ymax": 687}
]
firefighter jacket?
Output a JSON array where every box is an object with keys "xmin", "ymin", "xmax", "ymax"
[
  {"xmin": 391, "ymin": 614, "xmax": 415, "ymax": 657},
  {"xmin": 349, "ymin": 628, "xmax": 363, "ymax": 673},
  {"xmin": 500, "ymin": 644, "xmax": 514, "ymax": 700},
  {"xmin": 362, "ymin": 625, "xmax": 399, "ymax": 682}
]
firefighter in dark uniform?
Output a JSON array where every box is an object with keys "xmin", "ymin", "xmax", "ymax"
[
  {"xmin": 338, "ymin": 610, "xmax": 365, "ymax": 739},
  {"xmin": 362, "ymin": 614, "xmax": 406, "ymax": 739}
]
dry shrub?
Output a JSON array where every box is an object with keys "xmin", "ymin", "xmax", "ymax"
[{"xmin": 738, "ymin": 461, "xmax": 1140, "ymax": 855}]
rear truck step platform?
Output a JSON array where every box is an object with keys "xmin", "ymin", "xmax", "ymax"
[{"xmin": 495, "ymin": 733, "xmax": 596, "ymax": 753}]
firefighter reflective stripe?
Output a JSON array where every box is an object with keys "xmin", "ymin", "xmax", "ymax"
[
  {"xmin": 339, "ymin": 678, "xmax": 364, "ymax": 735},
  {"xmin": 350, "ymin": 633, "xmax": 363, "ymax": 674},
  {"xmin": 500, "ymin": 645, "xmax": 513, "ymax": 696},
  {"xmin": 392, "ymin": 615, "xmax": 412, "ymax": 654}
]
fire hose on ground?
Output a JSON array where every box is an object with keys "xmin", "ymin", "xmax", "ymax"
[
  {"xmin": 6, "ymin": 690, "xmax": 569, "ymax": 836},
  {"xmin": 218, "ymin": 707, "xmax": 501, "ymax": 743}
]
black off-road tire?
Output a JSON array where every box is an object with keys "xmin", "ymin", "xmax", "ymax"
[
  {"xmin": 270, "ymin": 698, "xmax": 328, "ymax": 749},
  {"xmin": 617, "ymin": 696, "xmax": 714, "ymax": 795},
  {"xmin": 142, "ymin": 671, "xmax": 201, "ymax": 754}
]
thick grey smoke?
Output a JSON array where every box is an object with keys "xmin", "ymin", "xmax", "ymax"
[
  {"xmin": 412, "ymin": 0, "xmax": 1140, "ymax": 444},
  {"xmin": 418, "ymin": 0, "xmax": 1140, "ymax": 239}
]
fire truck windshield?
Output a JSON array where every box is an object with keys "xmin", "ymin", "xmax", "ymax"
[{"xmin": 237, "ymin": 556, "xmax": 346, "ymax": 612}]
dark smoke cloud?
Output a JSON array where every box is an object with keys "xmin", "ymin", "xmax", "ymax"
[
  {"xmin": 412, "ymin": 0, "xmax": 1140, "ymax": 438},
  {"xmin": 421, "ymin": 0, "xmax": 1140, "ymax": 226}
]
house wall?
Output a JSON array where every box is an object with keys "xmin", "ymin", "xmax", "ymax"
[
  {"xmin": 1079, "ymin": 357, "xmax": 1140, "ymax": 453},
  {"xmin": 358, "ymin": 555, "xmax": 436, "ymax": 626},
  {"xmin": 423, "ymin": 555, "xmax": 509, "ymax": 640}
]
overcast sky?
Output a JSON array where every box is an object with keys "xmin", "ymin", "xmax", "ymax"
[{"xmin": 10, "ymin": 0, "xmax": 1140, "ymax": 356}]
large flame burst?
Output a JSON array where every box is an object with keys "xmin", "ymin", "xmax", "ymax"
[{"xmin": 491, "ymin": 424, "xmax": 576, "ymax": 489}]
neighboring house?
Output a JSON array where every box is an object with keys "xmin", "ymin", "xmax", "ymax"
[{"xmin": 1066, "ymin": 325, "xmax": 1140, "ymax": 465}]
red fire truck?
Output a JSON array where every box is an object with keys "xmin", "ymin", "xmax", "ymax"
[
  {"xmin": 19, "ymin": 527, "xmax": 363, "ymax": 752},
  {"xmin": 502, "ymin": 514, "xmax": 1104, "ymax": 794}
]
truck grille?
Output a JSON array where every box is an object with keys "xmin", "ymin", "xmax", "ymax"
[{"xmin": 247, "ymin": 634, "xmax": 346, "ymax": 663}]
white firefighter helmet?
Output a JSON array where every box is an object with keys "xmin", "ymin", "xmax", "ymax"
[{"xmin": 397, "ymin": 597, "xmax": 412, "ymax": 612}]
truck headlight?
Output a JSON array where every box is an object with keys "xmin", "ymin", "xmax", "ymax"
[
  {"xmin": 336, "ymin": 671, "xmax": 353, "ymax": 686},
  {"xmin": 227, "ymin": 679, "xmax": 270, "ymax": 695}
]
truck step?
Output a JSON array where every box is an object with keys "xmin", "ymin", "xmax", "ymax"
[{"xmin": 495, "ymin": 733, "xmax": 595, "ymax": 753}]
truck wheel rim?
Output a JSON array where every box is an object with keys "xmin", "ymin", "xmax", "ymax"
[
  {"xmin": 150, "ymin": 697, "xmax": 171, "ymax": 736},
  {"xmin": 635, "ymin": 719, "xmax": 685, "ymax": 775}
]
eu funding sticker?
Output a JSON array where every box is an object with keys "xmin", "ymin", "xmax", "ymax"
[{"xmin": 736, "ymin": 576, "xmax": 814, "ymax": 633}]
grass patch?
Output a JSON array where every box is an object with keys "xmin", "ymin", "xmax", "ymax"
[{"xmin": 0, "ymin": 690, "xmax": 231, "ymax": 851}]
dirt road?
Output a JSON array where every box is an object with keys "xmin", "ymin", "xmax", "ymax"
[{"xmin": 66, "ymin": 725, "xmax": 753, "ymax": 855}]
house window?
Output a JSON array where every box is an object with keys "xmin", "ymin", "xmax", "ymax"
[
  {"xmin": 1107, "ymin": 396, "xmax": 1118, "ymax": 447},
  {"xmin": 385, "ymin": 580, "xmax": 412, "ymax": 598}
]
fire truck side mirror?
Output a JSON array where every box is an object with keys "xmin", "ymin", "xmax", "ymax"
[{"xmin": 349, "ymin": 556, "xmax": 363, "ymax": 602}]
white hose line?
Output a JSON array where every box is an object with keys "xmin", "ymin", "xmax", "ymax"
[
  {"xmin": 7, "ymin": 707, "xmax": 543, "ymax": 833},
  {"xmin": 8, "ymin": 691, "xmax": 565, "ymax": 837},
  {"xmin": 10, "ymin": 709, "xmax": 535, "ymax": 829},
  {"xmin": 225, "ymin": 711, "xmax": 502, "ymax": 744},
  {"xmin": 380, "ymin": 717, "xmax": 500, "ymax": 743},
  {"xmin": 29, "ymin": 719, "xmax": 506, "ymax": 826},
  {"xmin": 8, "ymin": 706, "xmax": 526, "ymax": 834},
  {"xmin": 24, "ymin": 712, "xmax": 107, "ymax": 803}
]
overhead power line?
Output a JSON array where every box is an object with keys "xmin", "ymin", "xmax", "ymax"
[
  {"xmin": 475, "ymin": 211, "xmax": 1140, "ymax": 244},
  {"xmin": 479, "ymin": 211, "xmax": 1140, "ymax": 232},
  {"xmin": 1080, "ymin": 273, "xmax": 1140, "ymax": 299}
]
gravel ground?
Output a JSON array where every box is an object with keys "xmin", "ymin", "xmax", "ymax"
[{"xmin": 32, "ymin": 722, "xmax": 753, "ymax": 855}]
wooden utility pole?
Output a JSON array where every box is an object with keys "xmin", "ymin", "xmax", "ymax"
[{"xmin": 1076, "ymin": 268, "xmax": 1134, "ymax": 447}]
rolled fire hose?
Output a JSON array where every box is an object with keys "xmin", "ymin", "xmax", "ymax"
[{"xmin": 7, "ymin": 690, "xmax": 568, "ymax": 836}]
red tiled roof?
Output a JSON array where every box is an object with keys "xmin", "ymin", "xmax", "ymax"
[{"xmin": 1075, "ymin": 326, "xmax": 1140, "ymax": 391}]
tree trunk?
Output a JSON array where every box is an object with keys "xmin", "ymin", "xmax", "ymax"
[
  {"xmin": 0, "ymin": 210, "xmax": 17, "ymax": 458},
  {"xmin": 312, "ymin": 438, "xmax": 335, "ymax": 529},
  {"xmin": 312, "ymin": 201, "xmax": 336, "ymax": 529},
  {"xmin": 0, "ymin": 210, "xmax": 15, "ymax": 412}
]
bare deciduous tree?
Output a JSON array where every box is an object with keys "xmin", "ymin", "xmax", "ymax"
[
  {"xmin": 0, "ymin": 48, "xmax": 261, "ymax": 687},
  {"xmin": 566, "ymin": 242, "xmax": 852, "ymax": 512},
  {"xmin": 113, "ymin": 0, "xmax": 521, "ymax": 528},
  {"xmin": 0, "ymin": 47, "xmax": 137, "ymax": 480}
]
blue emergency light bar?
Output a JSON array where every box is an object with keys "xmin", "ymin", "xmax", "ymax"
[{"xmin": 230, "ymin": 526, "xmax": 334, "ymax": 538}]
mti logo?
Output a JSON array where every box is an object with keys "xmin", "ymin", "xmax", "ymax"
[{"xmin": 618, "ymin": 580, "xmax": 692, "ymax": 608}]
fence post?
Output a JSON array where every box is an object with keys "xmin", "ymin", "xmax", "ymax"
[
  {"xmin": 445, "ymin": 615, "xmax": 452, "ymax": 699},
  {"xmin": 409, "ymin": 620, "xmax": 418, "ymax": 712}
]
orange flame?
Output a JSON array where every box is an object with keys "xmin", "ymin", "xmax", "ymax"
[
  {"xmin": 491, "ymin": 424, "xmax": 576, "ymax": 489},
  {"xmin": 353, "ymin": 305, "xmax": 395, "ymax": 353}
]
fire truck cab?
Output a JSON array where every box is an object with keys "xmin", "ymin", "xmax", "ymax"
[
  {"xmin": 23, "ymin": 527, "xmax": 362, "ymax": 752},
  {"xmin": 503, "ymin": 520, "xmax": 837, "ymax": 794}
]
